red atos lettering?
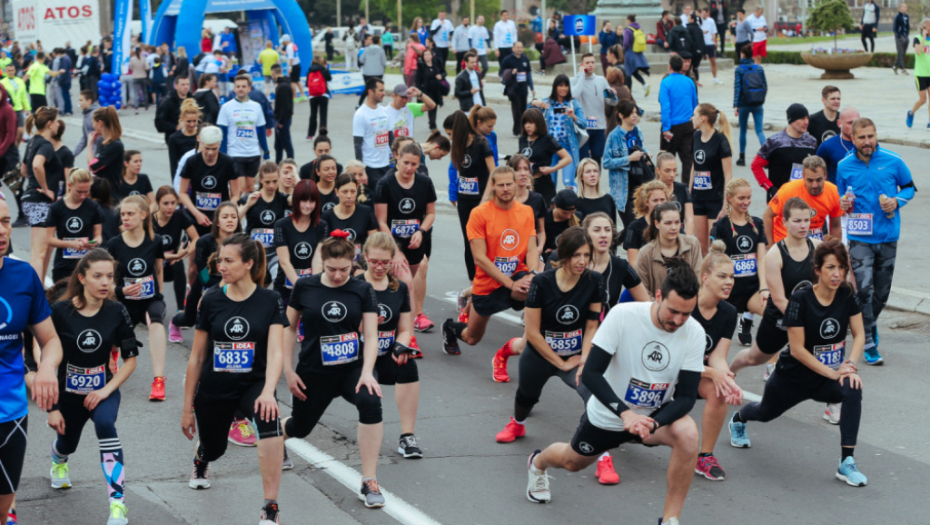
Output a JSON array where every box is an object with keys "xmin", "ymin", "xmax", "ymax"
[{"xmin": 44, "ymin": 5, "xmax": 93, "ymax": 20}]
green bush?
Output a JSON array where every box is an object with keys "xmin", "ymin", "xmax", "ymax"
[{"xmin": 724, "ymin": 50, "xmax": 912, "ymax": 68}]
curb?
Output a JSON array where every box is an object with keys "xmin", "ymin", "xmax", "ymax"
[{"xmin": 885, "ymin": 286, "xmax": 930, "ymax": 316}]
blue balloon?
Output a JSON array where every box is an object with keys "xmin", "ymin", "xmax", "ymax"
[
  {"xmin": 97, "ymin": 80, "xmax": 108, "ymax": 88},
  {"xmin": 114, "ymin": 102, "xmax": 122, "ymax": 110},
  {"xmin": 101, "ymin": 73, "xmax": 112, "ymax": 82},
  {"xmin": 111, "ymin": 82, "xmax": 120, "ymax": 90}
]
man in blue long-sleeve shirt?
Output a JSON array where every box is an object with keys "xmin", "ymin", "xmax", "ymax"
[
  {"xmin": 836, "ymin": 118, "xmax": 916, "ymax": 366},
  {"xmin": 893, "ymin": 3, "xmax": 910, "ymax": 74},
  {"xmin": 659, "ymin": 55, "xmax": 698, "ymax": 182}
]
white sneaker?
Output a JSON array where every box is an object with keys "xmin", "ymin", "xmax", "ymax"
[
  {"xmin": 526, "ymin": 450, "xmax": 552, "ymax": 503},
  {"xmin": 763, "ymin": 363, "xmax": 775, "ymax": 382},
  {"xmin": 823, "ymin": 403, "xmax": 841, "ymax": 425},
  {"xmin": 713, "ymin": 78, "xmax": 724, "ymax": 85}
]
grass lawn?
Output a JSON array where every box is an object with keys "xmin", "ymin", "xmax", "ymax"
[{"xmin": 768, "ymin": 33, "xmax": 875, "ymax": 45}]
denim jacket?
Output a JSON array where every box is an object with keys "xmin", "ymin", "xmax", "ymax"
[
  {"xmin": 529, "ymin": 98, "xmax": 585, "ymax": 168},
  {"xmin": 602, "ymin": 125, "xmax": 647, "ymax": 213}
]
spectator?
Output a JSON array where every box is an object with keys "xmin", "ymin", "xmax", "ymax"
[
  {"xmin": 174, "ymin": 46, "xmax": 190, "ymax": 87},
  {"xmin": 154, "ymin": 75, "xmax": 193, "ymax": 144},
  {"xmin": 700, "ymin": 8, "xmax": 723, "ymax": 84},
  {"xmin": 344, "ymin": 27, "xmax": 359, "ymax": 70},
  {"xmin": 415, "ymin": 48, "xmax": 446, "ymax": 131},
  {"xmin": 622, "ymin": 15, "xmax": 651, "ymax": 97},
  {"xmin": 193, "ymin": 73, "xmax": 220, "ymax": 124},
  {"xmin": 893, "ymin": 4, "xmax": 910, "ymax": 74},
  {"xmin": 273, "ymin": 68, "xmax": 294, "ymax": 163},
  {"xmin": 201, "ymin": 28, "xmax": 213, "ymax": 53},
  {"xmin": 733, "ymin": 44, "xmax": 767, "ymax": 166},
  {"xmin": 542, "ymin": 36, "xmax": 567, "ymax": 75},
  {"xmin": 493, "ymin": 10, "xmax": 518, "ymax": 62},
  {"xmin": 501, "ymin": 41, "xmax": 535, "ymax": 136},
  {"xmin": 324, "ymin": 27, "xmax": 336, "ymax": 61},
  {"xmin": 430, "ymin": 10, "xmax": 455, "ymax": 67},
  {"xmin": 383, "ymin": 26, "xmax": 395, "ymax": 61},
  {"xmin": 710, "ymin": 0, "xmax": 729, "ymax": 56},
  {"xmin": 571, "ymin": 52, "xmax": 613, "ymax": 167},
  {"xmin": 860, "ymin": 0, "xmax": 879, "ymax": 52},
  {"xmin": 686, "ymin": 13, "xmax": 705, "ymax": 83},
  {"xmin": 470, "ymin": 15, "xmax": 491, "ymax": 78},
  {"xmin": 128, "ymin": 47, "xmax": 149, "ymax": 112},
  {"xmin": 656, "ymin": 11, "xmax": 674, "ymax": 52},
  {"xmin": 411, "ymin": 17, "xmax": 429, "ymax": 45},
  {"xmin": 258, "ymin": 40, "xmax": 281, "ymax": 97},
  {"xmin": 528, "ymin": 74, "xmax": 585, "ymax": 191},
  {"xmin": 659, "ymin": 55, "xmax": 698, "ymax": 183},
  {"xmin": 73, "ymin": 89, "xmax": 99, "ymax": 156},
  {"xmin": 281, "ymin": 34, "xmax": 302, "ymax": 101},
  {"xmin": 149, "ymin": 56, "xmax": 168, "ymax": 105},
  {"xmin": 359, "ymin": 34, "xmax": 387, "ymax": 107},
  {"xmin": 404, "ymin": 34, "xmax": 426, "ymax": 87},
  {"xmin": 734, "ymin": 9, "xmax": 753, "ymax": 52},
  {"xmin": 599, "ymin": 21, "xmax": 620, "ymax": 73},
  {"xmin": 56, "ymin": 48, "xmax": 73, "ymax": 115},
  {"xmin": 749, "ymin": 7, "xmax": 768, "ymax": 66},
  {"xmin": 454, "ymin": 52, "xmax": 485, "ymax": 112},
  {"xmin": 220, "ymin": 27, "xmax": 238, "ymax": 56},
  {"xmin": 452, "ymin": 17, "xmax": 472, "ymax": 74},
  {"xmin": 306, "ymin": 58, "xmax": 332, "ymax": 140},
  {"xmin": 605, "ymin": 66, "xmax": 634, "ymax": 136}
]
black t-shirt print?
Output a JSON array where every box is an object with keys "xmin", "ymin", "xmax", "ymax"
[
  {"xmin": 374, "ymin": 174, "xmax": 437, "ymax": 241},
  {"xmin": 691, "ymin": 299, "xmax": 737, "ymax": 362},
  {"xmin": 691, "ymin": 130, "xmax": 731, "ymax": 203},
  {"xmin": 370, "ymin": 279, "xmax": 411, "ymax": 357},
  {"xmin": 525, "ymin": 269, "xmax": 606, "ymax": 359},
  {"xmin": 780, "ymin": 286, "xmax": 860, "ymax": 381},
  {"xmin": 239, "ymin": 192, "xmax": 290, "ymax": 249},
  {"xmin": 154, "ymin": 211, "xmax": 194, "ymax": 253},
  {"xmin": 106, "ymin": 233, "xmax": 166, "ymax": 301},
  {"xmin": 273, "ymin": 218, "xmax": 329, "ymax": 291},
  {"xmin": 456, "ymin": 135, "xmax": 494, "ymax": 200}
]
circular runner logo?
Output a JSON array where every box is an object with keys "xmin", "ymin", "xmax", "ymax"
[
  {"xmin": 521, "ymin": 147, "xmax": 533, "ymax": 157},
  {"xmin": 322, "ymin": 202, "xmax": 336, "ymax": 213},
  {"xmin": 345, "ymin": 228, "xmax": 357, "ymax": 241},
  {"xmin": 399, "ymin": 198, "xmax": 416, "ymax": 213},
  {"xmin": 322, "ymin": 301, "xmax": 347, "ymax": 322},
  {"xmin": 294, "ymin": 242, "xmax": 312, "ymax": 259},
  {"xmin": 128, "ymin": 258, "xmax": 147, "ymax": 276},
  {"xmin": 694, "ymin": 150, "xmax": 706, "ymax": 164},
  {"xmin": 225, "ymin": 317, "xmax": 250, "ymax": 340},
  {"xmin": 378, "ymin": 303, "xmax": 392, "ymax": 324},
  {"xmin": 77, "ymin": 329, "xmax": 102, "ymax": 353},
  {"xmin": 501, "ymin": 229, "xmax": 520, "ymax": 250},
  {"xmin": 556, "ymin": 305, "xmax": 580, "ymax": 325},
  {"xmin": 642, "ymin": 341, "xmax": 670, "ymax": 371},
  {"xmin": 129, "ymin": 190, "xmax": 141, "ymax": 196},
  {"xmin": 821, "ymin": 130, "xmax": 836, "ymax": 143},
  {"xmin": 578, "ymin": 441, "xmax": 594, "ymax": 454},
  {"xmin": 202, "ymin": 175, "xmax": 217, "ymax": 189},
  {"xmin": 820, "ymin": 318, "xmax": 839, "ymax": 339},
  {"xmin": 704, "ymin": 334, "xmax": 713, "ymax": 354},
  {"xmin": 260, "ymin": 210, "xmax": 276, "ymax": 224},
  {"xmin": 462, "ymin": 154, "xmax": 472, "ymax": 169},
  {"xmin": 161, "ymin": 235, "xmax": 172, "ymax": 247},
  {"xmin": 792, "ymin": 280, "xmax": 812, "ymax": 295},
  {"xmin": 736, "ymin": 235, "xmax": 753, "ymax": 253},
  {"xmin": 66, "ymin": 217, "xmax": 83, "ymax": 233}
]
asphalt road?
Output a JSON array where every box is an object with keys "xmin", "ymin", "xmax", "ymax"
[{"xmin": 9, "ymin": 87, "xmax": 930, "ymax": 525}]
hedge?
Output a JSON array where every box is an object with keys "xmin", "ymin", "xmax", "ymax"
[{"xmin": 724, "ymin": 50, "xmax": 915, "ymax": 69}]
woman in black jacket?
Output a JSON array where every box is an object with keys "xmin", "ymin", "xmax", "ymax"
[
  {"xmin": 274, "ymin": 75, "xmax": 294, "ymax": 163},
  {"xmin": 193, "ymin": 73, "xmax": 220, "ymax": 124},
  {"xmin": 415, "ymin": 47, "xmax": 445, "ymax": 131}
]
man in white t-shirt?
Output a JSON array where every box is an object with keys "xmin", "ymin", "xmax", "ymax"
[
  {"xmin": 217, "ymin": 75, "xmax": 268, "ymax": 192},
  {"xmin": 430, "ymin": 11, "xmax": 455, "ymax": 71},
  {"xmin": 353, "ymin": 77, "xmax": 393, "ymax": 188},
  {"xmin": 525, "ymin": 264, "xmax": 705, "ymax": 525},
  {"xmin": 750, "ymin": 7, "xmax": 768, "ymax": 65},
  {"xmin": 493, "ymin": 10, "xmax": 518, "ymax": 63},
  {"xmin": 700, "ymin": 8, "xmax": 723, "ymax": 84},
  {"xmin": 470, "ymin": 15, "xmax": 491, "ymax": 78},
  {"xmin": 680, "ymin": 4, "xmax": 694, "ymax": 27},
  {"xmin": 386, "ymin": 83, "xmax": 436, "ymax": 139},
  {"xmin": 281, "ymin": 34, "xmax": 302, "ymax": 99}
]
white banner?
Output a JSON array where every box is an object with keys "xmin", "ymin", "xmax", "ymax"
[{"xmin": 12, "ymin": 0, "xmax": 101, "ymax": 50}]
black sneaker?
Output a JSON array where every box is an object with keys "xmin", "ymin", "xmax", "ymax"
[
  {"xmin": 189, "ymin": 459, "xmax": 211, "ymax": 489},
  {"xmin": 441, "ymin": 319, "xmax": 460, "ymax": 355},
  {"xmin": 738, "ymin": 317, "xmax": 753, "ymax": 346},
  {"xmin": 398, "ymin": 434, "xmax": 423, "ymax": 459},
  {"xmin": 359, "ymin": 479, "xmax": 385, "ymax": 508},
  {"xmin": 736, "ymin": 154, "xmax": 746, "ymax": 167},
  {"xmin": 12, "ymin": 216, "xmax": 27, "ymax": 228},
  {"xmin": 260, "ymin": 502, "xmax": 281, "ymax": 524}
]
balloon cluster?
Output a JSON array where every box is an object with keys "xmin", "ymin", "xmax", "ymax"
[{"xmin": 97, "ymin": 73, "xmax": 123, "ymax": 109}]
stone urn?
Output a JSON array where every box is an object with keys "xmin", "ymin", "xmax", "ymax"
[{"xmin": 801, "ymin": 52, "xmax": 873, "ymax": 79}]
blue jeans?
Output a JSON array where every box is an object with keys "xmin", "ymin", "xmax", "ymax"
[
  {"xmin": 579, "ymin": 129, "xmax": 606, "ymax": 165},
  {"xmin": 738, "ymin": 105, "xmax": 765, "ymax": 155},
  {"xmin": 552, "ymin": 136, "xmax": 578, "ymax": 190},
  {"xmin": 60, "ymin": 83, "xmax": 72, "ymax": 114}
]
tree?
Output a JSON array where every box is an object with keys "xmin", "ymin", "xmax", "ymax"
[{"xmin": 807, "ymin": 0, "xmax": 855, "ymax": 50}]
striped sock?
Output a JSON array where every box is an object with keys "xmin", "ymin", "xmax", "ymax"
[
  {"xmin": 99, "ymin": 438, "xmax": 125, "ymax": 504},
  {"xmin": 50, "ymin": 441, "xmax": 68, "ymax": 465}
]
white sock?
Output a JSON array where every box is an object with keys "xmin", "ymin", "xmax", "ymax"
[
  {"xmin": 743, "ymin": 312, "xmax": 754, "ymax": 321},
  {"xmin": 514, "ymin": 418, "xmax": 525, "ymax": 426},
  {"xmin": 599, "ymin": 452, "xmax": 610, "ymax": 460}
]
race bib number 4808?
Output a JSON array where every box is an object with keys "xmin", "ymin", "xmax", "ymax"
[{"xmin": 321, "ymin": 333, "xmax": 360, "ymax": 365}]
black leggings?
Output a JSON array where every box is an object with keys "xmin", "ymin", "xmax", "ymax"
[
  {"xmin": 194, "ymin": 382, "xmax": 283, "ymax": 463},
  {"xmin": 172, "ymin": 281, "xmax": 205, "ymax": 328},
  {"xmin": 738, "ymin": 368, "xmax": 862, "ymax": 447},
  {"xmin": 53, "ymin": 391, "xmax": 120, "ymax": 456},
  {"xmin": 456, "ymin": 197, "xmax": 480, "ymax": 281},
  {"xmin": 861, "ymin": 25, "xmax": 876, "ymax": 52},
  {"xmin": 308, "ymin": 96, "xmax": 329, "ymax": 137},
  {"xmin": 0, "ymin": 415, "xmax": 27, "ymax": 495},
  {"xmin": 514, "ymin": 348, "xmax": 590, "ymax": 422},
  {"xmin": 285, "ymin": 365, "xmax": 382, "ymax": 439},
  {"xmin": 162, "ymin": 260, "xmax": 188, "ymax": 311}
]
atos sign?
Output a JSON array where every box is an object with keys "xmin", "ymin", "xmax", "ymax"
[{"xmin": 43, "ymin": 5, "xmax": 94, "ymax": 20}]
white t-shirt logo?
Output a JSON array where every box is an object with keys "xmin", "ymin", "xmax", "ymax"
[
  {"xmin": 556, "ymin": 305, "xmax": 580, "ymax": 325},
  {"xmin": 501, "ymin": 229, "xmax": 520, "ymax": 250},
  {"xmin": 128, "ymin": 258, "xmax": 147, "ymax": 276},
  {"xmin": 694, "ymin": 150, "xmax": 706, "ymax": 164},
  {"xmin": 261, "ymin": 210, "xmax": 275, "ymax": 224},
  {"xmin": 820, "ymin": 318, "xmax": 839, "ymax": 339},
  {"xmin": 202, "ymin": 175, "xmax": 217, "ymax": 189},
  {"xmin": 322, "ymin": 301, "xmax": 347, "ymax": 322},
  {"xmin": 225, "ymin": 316, "xmax": 250, "ymax": 340},
  {"xmin": 295, "ymin": 242, "xmax": 312, "ymax": 260},
  {"xmin": 378, "ymin": 304, "xmax": 392, "ymax": 324},
  {"xmin": 462, "ymin": 154, "xmax": 472, "ymax": 169},
  {"xmin": 737, "ymin": 235, "xmax": 752, "ymax": 253},
  {"xmin": 399, "ymin": 198, "xmax": 416, "ymax": 213},
  {"xmin": 67, "ymin": 217, "xmax": 83, "ymax": 233},
  {"xmin": 77, "ymin": 329, "xmax": 102, "ymax": 353},
  {"xmin": 642, "ymin": 341, "xmax": 670, "ymax": 371}
]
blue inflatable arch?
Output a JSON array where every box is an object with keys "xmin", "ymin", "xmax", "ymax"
[{"xmin": 149, "ymin": 0, "xmax": 311, "ymax": 67}]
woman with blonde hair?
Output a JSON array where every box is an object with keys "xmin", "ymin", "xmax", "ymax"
[
  {"xmin": 622, "ymin": 180, "xmax": 669, "ymax": 267},
  {"xmin": 45, "ymin": 169, "xmax": 102, "ymax": 283},
  {"xmin": 168, "ymin": 99, "xmax": 201, "ymax": 178},
  {"xmin": 574, "ymin": 158, "xmax": 617, "ymax": 221},
  {"xmin": 689, "ymin": 102, "xmax": 733, "ymax": 256}
]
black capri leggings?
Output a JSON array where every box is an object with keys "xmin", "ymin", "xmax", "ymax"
[
  {"xmin": 172, "ymin": 281, "xmax": 206, "ymax": 329},
  {"xmin": 162, "ymin": 260, "xmax": 188, "ymax": 311},
  {"xmin": 375, "ymin": 353, "xmax": 419, "ymax": 385},
  {"xmin": 514, "ymin": 348, "xmax": 590, "ymax": 422},
  {"xmin": 738, "ymin": 368, "xmax": 862, "ymax": 447},
  {"xmin": 194, "ymin": 381, "xmax": 283, "ymax": 463},
  {"xmin": 0, "ymin": 415, "xmax": 27, "ymax": 495},
  {"xmin": 456, "ymin": 197, "xmax": 480, "ymax": 281},
  {"xmin": 285, "ymin": 365, "xmax": 382, "ymax": 439}
]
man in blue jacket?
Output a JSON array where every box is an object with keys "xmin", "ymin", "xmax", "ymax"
[
  {"xmin": 836, "ymin": 118, "xmax": 916, "ymax": 366},
  {"xmin": 659, "ymin": 55, "xmax": 698, "ymax": 182},
  {"xmin": 733, "ymin": 44, "xmax": 766, "ymax": 166}
]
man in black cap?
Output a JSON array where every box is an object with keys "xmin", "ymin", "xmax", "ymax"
[{"xmin": 751, "ymin": 103, "xmax": 818, "ymax": 201}]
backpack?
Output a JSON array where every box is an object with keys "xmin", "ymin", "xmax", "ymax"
[
  {"xmin": 632, "ymin": 28, "xmax": 647, "ymax": 53},
  {"xmin": 306, "ymin": 69, "xmax": 326, "ymax": 97},
  {"xmin": 628, "ymin": 146, "xmax": 655, "ymax": 189},
  {"xmin": 740, "ymin": 64, "xmax": 766, "ymax": 106}
]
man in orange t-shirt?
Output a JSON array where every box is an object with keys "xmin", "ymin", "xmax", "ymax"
[
  {"xmin": 763, "ymin": 156, "xmax": 843, "ymax": 246},
  {"xmin": 442, "ymin": 166, "xmax": 538, "ymax": 356}
]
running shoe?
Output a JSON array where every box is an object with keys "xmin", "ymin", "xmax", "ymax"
[
  {"xmin": 107, "ymin": 502, "xmax": 128, "ymax": 525},
  {"xmin": 359, "ymin": 479, "xmax": 386, "ymax": 508},
  {"xmin": 441, "ymin": 319, "xmax": 460, "ymax": 355},
  {"xmin": 229, "ymin": 418, "xmax": 258, "ymax": 447},
  {"xmin": 50, "ymin": 462, "xmax": 71, "ymax": 489},
  {"xmin": 737, "ymin": 317, "xmax": 753, "ymax": 346},
  {"xmin": 7, "ymin": 509, "xmax": 16, "ymax": 525},
  {"xmin": 189, "ymin": 459, "xmax": 211, "ymax": 489},
  {"xmin": 398, "ymin": 434, "xmax": 423, "ymax": 458},
  {"xmin": 260, "ymin": 502, "xmax": 281, "ymax": 524},
  {"xmin": 595, "ymin": 454, "xmax": 620, "ymax": 485},
  {"xmin": 864, "ymin": 347, "xmax": 884, "ymax": 366},
  {"xmin": 644, "ymin": 84, "xmax": 651, "ymax": 97},
  {"xmin": 657, "ymin": 519, "xmax": 680, "ymax": 525},
  {"xmin": 763, "ymin": 363, "xmax": 775, "ymax": 382},
  {"xmin": 408, "ymin": 336, "xmax": 423, "ymax": 359},
  {"xmin": 456, "ymin": 288, "xmax": 469, "ymax": 313},
  {"xmin": 492, "ymin": 339, "xmax": 516, "ymax": 383},
  {"xmin": 526, "ymin": 450, "xmax": 551, "ymax": 503},
  {"xmin": 149, "ymin": 376, "xmax": 166, "ymax": 401},
  {"xmin": 823, "ymin": 403, "xmax": 841, "ymax": 425},
  {"xmin": 907, "ymin": 110, "xmax": 915, "ymax": 128},
  {"xmin": 457, "ymin": 307, "xmax": 469, "ymax": 324},
  {"xmin": 496, "ymin": 417, "xmax": 526, "ymax": 443},
  {"xmin": 414, "ymin": 312, "xmax": 435, "ymax": 332},
  {"xmin": 695, "ymin": 454, "xmax": 726, "ymax": 481},
  {"xmin": 736, "ymin": 154, "xmax": 746, "ymax": 167},
  {"xmin": 836, "ymin": 456, "xmax": 868, "ymax": 487},
  {"xmin": 169, "ymin": 320, "xmax": 183, "ymax": 343},
  {"xmin": 713, "ymin": 77, "xmax": 724, "ymax": 85},
  {"xmin": 282, "ymin": 448, "xmax": 294, "ymax": 470},
  {"xmin": 729, "ymin": 415, "xmax": 751, "ymax": 448}
]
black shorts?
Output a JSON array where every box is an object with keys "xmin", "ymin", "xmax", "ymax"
[
  {"xmin": 375, "ymin": 353, "xmax": 419, "ymax": 385},
  {"xmin": 398, "ymin": 238, "xmax": 426, "ymax": 266},
  {"xmin": 0, "ymin": 415, "xmax": 28, "ymax": 495},
  {"xmin": 194, "ymin": 381, "xmax": 282, "ymax": 463},
  {"xmin": 124, "ymin": 298, "xmax": 167, "ymax": 326},
  {"xmin": 422, "ymin": 230, "xmax": 432, "ymax": 259},
  {"xmin": 917, "ymin": 76, "xmax": 930, "ymax": 92},
  {"xmin": 471, "ymin": 271, "xmax": 528, "ymax": 317},
  {"xmin": 233, "ymin": 156, "xmax": 262, "ymax": 182},
  {"xmin": 365, "ymin": 166, "xmax": 390, "ymax": 189},
  {"xmin": 704, "ymin": 45, "xmax": 717, "ymax": 59},
  {"xmin": 692, "ymin": 198, "xmax": 723, "ymax": 218},
  {"xmin": 727, "ymin": 289, "xmax": 755, "ymax": 313},
  {"xmin": 570, "ymin": 410, "xmax": 662, "ymax": 457},
  {"xmin": 289, "ymin": 64, "xmax": 302, "ymax": 84},
  {"xmin": 756, "ymin": 313, "xmax": 788, "ymax": 354}
]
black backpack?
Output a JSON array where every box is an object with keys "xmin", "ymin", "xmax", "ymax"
[
  {"xmin": 740, "ymin": 64, "xmax": 766, "ymax": 106},
  {"xmin": 628, "ymin": 146, "xmax": 656, "ymax": 190}
]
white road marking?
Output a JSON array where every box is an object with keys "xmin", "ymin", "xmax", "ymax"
[{"xmin": 285, "ymin": 438, "xmax": 444, "ymax": 525}]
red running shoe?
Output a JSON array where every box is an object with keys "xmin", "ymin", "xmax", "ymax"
[
  {"xmin": 149, "ymin": 376, "xmax": 166, "ymax": 401},
  {"xmin": 495, "ymin": 417, "xmax": 526, "ymax": 443},
  {"xmin": 695, "ymin": 454, "xmax": 726, "ymax": 481},
  {"xmin": 457, "ymin": 307, "xmax": 469, "ymax": 325},
  {"xmin": 409, "ymin": 335, "xmax": 423, "ymax": 359},
  {"xmin": 595, "ymin": 454, "xmax": 620, "ymax": 485},
  {"xmin": 492, "ymin": 338, "xmax": 517, "ymax": 383}
]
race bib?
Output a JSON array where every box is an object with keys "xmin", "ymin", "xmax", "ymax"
[
  {"xmin": 814, "ymin": 341, "xmax": 845, "ymax": 370},
  {"xmin": 377, "ymin": 330, "xmax": 396, "ymax": 357},
  {"xmin": 586, "ymin": 117, "xmax": 598, "ymax": 129},
  {"xmin": 731, "ymin": 253, "xmax": 757, "ymax": 277},
  {"xmin": 494, "ymin": 256, "xmax": 519, "ymax": 276},
  {"xmin": 846, "ymin": 213, "xmax": 873, "ymax": 236},
  {"xmin": 285, "ymin": 267, "xmax": 313, "ymax": 289},
  {"xmin": 477, "ymin": 38, "xmax": 485, "ymax": 50},
  {"xmin": 195, "ymin": 192, "xmax": 222, "ymax": 211},
  {"xmin": 693, "ymin": 172, "xmax": 712, "ymax": 190},
  {"xmin": 321, "ymin": 333, "xmax": 360, "ymax": 365},
  {"xmin": 516, "ymin": 72, "xmax": 527, "ymax": 82},
  {"xmin": 545, "ymin": 329, "xmax": 582, "ymax": 357},
  {"xmin": 63, "ymin": 237, "xmax": 89, "ymax": 259},
  {"xmin": 251, "ymin": 228, "xmax": 275, "ymax": 248},
  {"xmin": 394, "ymin": 126, "xmax": 410, "ymax": 137},
  {"xmin": 65, "ymin": 364, "xmax": 105, "ymax": 394},
  {"xmin": 458, "ymin": 177, "xmax": 479, "ymax": 195},
  {"xmin": 790, "ymin": 163, "xmax": 804, "ymax": 181},
  {"xmin": 124, "ymin": 275, "xmax": 155, "ymax": 300},
  {"xmin": 235, "ymin": 127, "xmax": 256, "ymax": 140},
  {"xmin": 623, "ymin": 378, "xmax": 669, "ymax": 410},
  {"xmin": 504, "ymin": 32, "xmax": 513, "ymax": 45},
  {"xmin": 213, "ymin": 342, "xmax": 255, "ymax": 373},
  {"xmin": 375, "ymin": 132, "xmax": 390, "ymax": 148},
  {"xmin": 391, "ymin": 219, "xmax": 420, "ymax": 239},
  {"xmin": 807, "ymin": 227, "xmax": 824, "ymax": 241}
]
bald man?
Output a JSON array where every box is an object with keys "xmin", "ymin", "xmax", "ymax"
[{"xmin": 816, "ymin": 107, "xmax": 860, "ymax": 184}]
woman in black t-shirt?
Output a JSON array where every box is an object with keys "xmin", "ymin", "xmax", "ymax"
[
  {"xmin": 583, "ymin": 212, "xmax": 647, "ymax": 311},
  {"xmin": 623, "ymin": 180, "xmax": 669, "ymax": 268},
  {"xmin": 689, "ymin": 103, "xmax": 733, "ymax": 255},
  {"xmin": 22, "ymin": 107, "xmax": 64, "ymax": 280},
  {"xmin": 181, "ymin": 234, "xmax": 288, "ymax": 522},
  {"xmin": 655, "ymin": 151, "xmax": 694, "ymax": 235},
  {"xmin": 281, "ymin": 235, "xmax": 386, "ymax": 508},
  {"xmin": 450, "ymin": 111, "xmax": 495, "ymax": 281},
  {"xmin": 692, "ymin": 241, "xmax": 741, "ymax": 482},
  {"xmin": 314, "ymin": 154, "xmax": 340, "ymax": 214},
  {"xmin": 574, "ymin": 158, "xmax": 618, "ymax": 222},
  {"xmin": 323, "ymin": 174, "xmax": 377, "ymax": 263},
  {"xmin": 45, "ymin": 169, "xmax": 103, "ymax": 283},
  {"xmin": 90, "ymin": 178, "xmax": 121, "ymax": 245},
  {"xmin": 511, "ymin": 154, "xmax": 546, "ymax": 267},
  {"xmin": 87, "ymin": 107, "xmax": 125, "ymax": 195},
  {"xmin": 167, "ymin": 99, "xmax": 201, "ymax": 178},
  {"xmin": 43, "ymin": 249, "xmax": 139, "ymax": 522},
  {"xmin": 274, "ymin": 180, "xmax": 327, "ymax": 302},
  {"xmin": 518, "ymin": 108, "xmax": 571, "ymax": 206},
  {"xmin": 153, "ymin": 187, "xmax": 198, "ymax": 321},
  {"xmin": 731, "ymin": 241, "xmax": 867, "ymax": 487},
  {"xmin": 51, "ymin": 120, "xmax": 74, "ymax": 199},
  {"xmin": 118, "ymin": 150, "xmax": 155, "ymax": 206},
  {"xmin": 237, "ymin": 161, "xmax": 289, "ymax": 283}
]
